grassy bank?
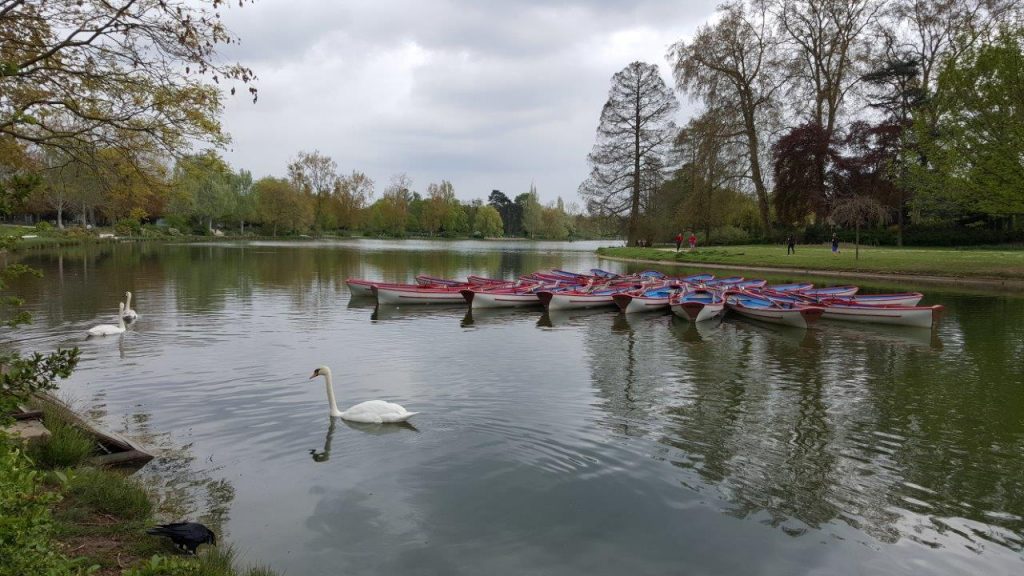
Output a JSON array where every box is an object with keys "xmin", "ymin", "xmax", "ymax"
[
  {"xmin": 1, "ymin": 401, "xmax": 275, "ymax": 576},
  {"xmin": 597, "ymin": 244, "xmax": 1024, "ymax": 280}
]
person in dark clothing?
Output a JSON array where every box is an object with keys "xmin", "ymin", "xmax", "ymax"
[
  {"xmin": 831, "ymin": 233, "xmax": 840, "ymax": 255},
  {"xmin": 786, "ymin": 234, "xmax": 795, "ymax": 255},
  {"xmin": 675, "ymin": 232, "xmax": 683, "ymax": 252}
]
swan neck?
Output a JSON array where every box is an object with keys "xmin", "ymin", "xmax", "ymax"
[
  {"xmin": 125, "ymin": 292, "xmax": 132, "ymax": 310},
  {"xmin": 323, "ymin": 370, "xmax": 341, "ymax": 416},
  {"xmin": 118, "ymin": 306, "xmax": 125, "ymax": 329}
]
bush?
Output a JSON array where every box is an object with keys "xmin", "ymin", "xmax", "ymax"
[
  {"xmin": 0, "ymin": 439, "xmax": 82, "ymax": 576},
  {"xmin": 115, "ymin": 218, "xmax": 143, "ymax": 236},
  {"xmin": 28, "ymin": 405, "xmax": 95, "ymax": 469},
  {"xmin": 35, "ymin": 221, "xmax": 54, "ymax": 233},
  {"xmin": 707, "ymin": 225, "xmax": 751, "ymax": 245},
  {"xmin": 68, "ymin": 467, "xmax": 152, "ymax": 520}
]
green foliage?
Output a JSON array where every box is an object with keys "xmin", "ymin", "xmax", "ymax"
[
  {"xmin": 913, "ymin": 28, "xmax": 1024, "ymax": 217},
  {"xmin": 0, "ymin": 349, "xmax": 80, "ymax": 426},
  {"xmin": 115, "ymin": 218, "xmax": 144, "ymax": 237},
  {"xmin": 0, "ymin": 440, "xmax": 86, "ymax": 576},
  {"xmin": 474, "ymin": 205, "xmax": 504, "ymax": 237},
  {"xmin": 68, "ymin": 467, "xmax": 153, "ymax": 521},
  {"xmin": 28, "ymin": 405, "xmax": 95, "ymax": 469},
  {"xmin": 35, "ymin": 221, "xmax": 54, "ymax": 233}
]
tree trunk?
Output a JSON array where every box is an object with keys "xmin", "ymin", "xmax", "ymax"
[
  {"xmin": 855, "ymin": 222, "xmax": 860, "ymax": 260},
  {"xmin": 56, "ymin": 207, "xmax": 63, "ymax": 229},
  {"xmin": 741, "ymin": 98, "xmax": 771, "ymax": 233},
  {"xmin": 897, "ymin": 189, "xmax": 904, "ymax": 247},
  {"xmin": 629, "ymin": 78, "xmax": 642, "ymax": 246}
]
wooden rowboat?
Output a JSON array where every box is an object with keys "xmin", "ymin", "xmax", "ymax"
[
  {"xmin": 373, "ymin": 284, "xmax": 468, "ymax": 305},
  {"xmin": 670, "ymin": 289, "xmax": 725, "ymax": 323},
  {"xmin": 725, "ymin": 292, "xmax": 825, "ymax": 328}
]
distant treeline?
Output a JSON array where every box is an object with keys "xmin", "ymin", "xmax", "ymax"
[{"xmin": 7, "ymin": 149, "xmax": 620, "ymax": 239}]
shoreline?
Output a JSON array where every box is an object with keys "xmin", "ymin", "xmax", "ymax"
[{"xmin": 597, "ymin": 253, "xmax": 1024, "ymax": 290}]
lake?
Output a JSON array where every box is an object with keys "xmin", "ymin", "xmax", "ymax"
[{"xmin": 5, "ymin": 239, "xmax": 1023, "ymax": 575}]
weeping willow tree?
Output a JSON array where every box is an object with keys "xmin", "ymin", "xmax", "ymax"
[{"xmin": 830, "ymin": 195, "xmax": 890, "ymax": 259}]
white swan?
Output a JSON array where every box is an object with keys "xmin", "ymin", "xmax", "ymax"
[
  {"xmin": 87, "ymin": 303, "xmax": 127, "ymax": 337},
  {"xmin": 310, "ymin": 366, "xmax": 418, "ymax": 423},
  {"xmin": 123, "ymin": 291, "xmax": 139, "ymax": 321}
]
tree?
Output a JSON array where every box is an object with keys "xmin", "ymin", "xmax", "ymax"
[
  {"xmin": 488, "ymin": 190, "xmax": 520, "ymax": 236},
  {"xmin": 772, "ymin": 122, "xmax": 839, "ymax": 225},
  {"xmin": 335, "ymin": 171, "xmax": 374, "ymax": 230},
  {"xmin": 288, "ymin": 150, "xmax": 339, "ymax": 232},
  {"xmin": 830, "ymin": 194, "xmax": 889, "ymax": 259},
  {"xmin": 172, "ymin": 150, "xmax": 233, "ymax": 232},
  {"xmin": 580, "ymin": 61, "xmax": 679, "ymax": 245},
  {"xmin": 230, "ymin": 169, "xmax": 256, "ymax": 234},
  {"xmin": 516, "ymin": 186, "xmax": 544, "ymax": 238},
  {"xmin": 772, "ymin": 0, "xmax": 880, "ymax": 202},
  {"xmin": 0, "ymin": 0, "xmax": 256, "ymax": 172},
  {"xmin": 670, "ymin": 0, "xmax": 783, "ymax": 231},
  {"xmin": 913, "ymin": 28, "xmax": 1024, "ymax": 218},
  {"xmin": 474, "ymin": 205, "xmax": 504, "ymax": 237},
  {"xmin": 254, "ymin": 177, "xmax": 312, "ymax": 236}
]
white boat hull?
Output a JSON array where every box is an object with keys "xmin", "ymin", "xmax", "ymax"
[
  {"xmin": 727, "ymin": 304, "xmax": 824, "ymax": 328},
  {"xmin": 346, "ymin": 280, "xmax": 376, "ymax": 296},
  {"xmin": 538, "ymin": 291, "xmax": 619, "ymax": 311},
  {"xmin": 373, "ymin": 286, "xmax": 466, "ymax": 305},
  {"xmin": 464, "ymin": 290, "xmax": 542, "ymax": 308},
  {"xmin": 821, "ymin": 304, "xmax": 943, "ymax": 327},
  {"xmin": 831, "ymin": 294, "xmax": 923, "ymax": 307}
]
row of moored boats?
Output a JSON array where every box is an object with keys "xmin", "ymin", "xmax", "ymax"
[{"xmin": 347, "ymin": 269, "xmax": 943, "ymax": 329}]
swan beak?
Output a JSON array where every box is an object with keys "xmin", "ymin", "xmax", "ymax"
[{"xmin": 309, "ymin": 371, "xmax": 318, "ymax": 379}]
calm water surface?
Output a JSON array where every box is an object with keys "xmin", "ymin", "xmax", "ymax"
[{"xmin": 5, "ymin": 239, "xmax": 1024, "ymax": 575}]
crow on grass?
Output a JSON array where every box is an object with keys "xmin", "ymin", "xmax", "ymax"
[{"xmin": 146, "ymin": 522, "xmax": 217, "ymax": 555}]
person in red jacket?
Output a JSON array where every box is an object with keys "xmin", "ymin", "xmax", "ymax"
[
  {"xmin": 688, "ymin": 232, "xmax": 697, "ymax": 251},
  {"xmin": 674, "ymin": 232, "xmax": 683, "ymax": 252}
]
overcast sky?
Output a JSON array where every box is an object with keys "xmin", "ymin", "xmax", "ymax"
[{"xmin": 217, "ymin": 0, "xmax": 718, "ymax": 205}]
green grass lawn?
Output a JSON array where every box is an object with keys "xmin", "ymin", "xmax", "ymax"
[{"xmin": 597, "ymin": 244, "xmax": 1024, "ymax": 279}]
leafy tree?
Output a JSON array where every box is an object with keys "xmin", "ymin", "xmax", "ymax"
[
  {"xmin": 516, "ymin": 186, "xmax": 544, "ymax": 238},
  {"xmin": 254, "ymin": 177, "xmax": 312, "ymax": 236},
  {"xmin": 230, "ymin": 169, "xmax": 257, "ymax": 234},
  {"xmin": 488, "ymin": 190, "xmax": 520, "ymax": 236},
  {"xmin": 288, "ymin": 150, "xmax": 339, "ymax": 232},
  {"xmin": 335, "ymin": 171, "xmax": 374, "ymax": 230},
  {"xmin": 580, "ymin": 61, "xmax": 679, "ymax": 245},
  {"xmin": 913, "ymin": 28, "xmax": 1024, "ymax": 217},
  {"xmin": 772, "ymin": 122, "xmax": 839, "ymax": 225},
  {"xmin": 670, "ymin": 0, "xmax": 783, "ymax": 231},
  {"xmin": 474, "ymin": 205, "xmax": 504, "ymax": 237},
  {"xmin": 172, "ymin": 150, "xmax": 233, "ymax": 232},
  {"xmin": 0, "ymin": 0, "xmax": 255, "ymax": 174}
]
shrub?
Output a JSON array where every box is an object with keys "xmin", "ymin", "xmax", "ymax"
[
  {"xmin": 68, "ymin": 467, "xmax": 153, "ymax": 520},
  {"xmin": 707, "ymin": 225, "xmax": 751, "ymax": 245},
  {"xmin": 34, "ymin": 221, "xmax": 53, "ymax": 233},
  {"xmin": 115, "ymin": 218, "xmax": 143, "ymax": 236},
  {"xmin": 0, "ymin": 439, "xmax": 82, "ymax": 576}
]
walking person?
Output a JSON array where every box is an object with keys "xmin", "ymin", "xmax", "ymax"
[
  {"xmin": 688, "ymin": 232, "xmax": 697, "ymax": 251},
  {"xmin": 786, "ymin": 234, "xmax": 795, "ymax": 255},
  {"xmin": 674, "ymin": 232, "xmax": 683, "ymax": 252},
  {"xmin": 831, "ymin": 233, "xmax": 840, "ymax": 255}
]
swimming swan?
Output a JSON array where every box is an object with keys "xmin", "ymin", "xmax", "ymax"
[
  {"xmin": 309, "ymin": 366, "xmax": 418, "ymax": 423},
  {"xmin": 123, "ymin": 291, "xmax": 139, "ymax": 321},
  {"xmin": 87, "ymin": 303, "xmax": 127, "ymax": 337}
]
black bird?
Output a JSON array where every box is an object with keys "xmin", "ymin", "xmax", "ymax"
[{"xmin": 146, "ymin": 522, "xmax": 217, "ymax": 555}]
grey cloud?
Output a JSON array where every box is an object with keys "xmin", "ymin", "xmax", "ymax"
[{"xmin": 218, "ymin": 0, "xmax": 718, "ymax": 203}]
